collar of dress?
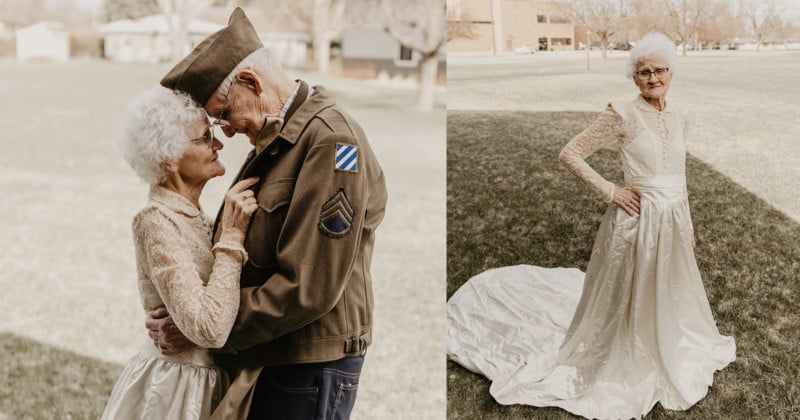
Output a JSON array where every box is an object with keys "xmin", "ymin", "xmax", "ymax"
[
  {"xmin": 635, "ymin": 94, "xmax": 674, "ymax": 114},
  {"xmin": 149, "ymin": 184, "xmax": 202, "ymax": 217}
]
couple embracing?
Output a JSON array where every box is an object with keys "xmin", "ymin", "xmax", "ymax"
[{"xmin": 103, "ymin": 8, "xmax": 387, "ymax": 420}]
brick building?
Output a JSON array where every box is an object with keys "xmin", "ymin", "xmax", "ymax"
[{"xmin": 448, "ymin": 0, "xmax": 576, "ymax": 53}]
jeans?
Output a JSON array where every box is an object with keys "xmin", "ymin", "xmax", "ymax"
[{"xmin": 247, "ymin": 356, "xmax": 364, "ymax": 420}]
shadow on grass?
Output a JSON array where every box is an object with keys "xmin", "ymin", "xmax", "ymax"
[
  {"xmin": 0, "ymin": 332, "xmax": 121, "ymax": 419},
  {"xmin": 447, "ymin": 110, "xmax": 800, "ymax": 419}
]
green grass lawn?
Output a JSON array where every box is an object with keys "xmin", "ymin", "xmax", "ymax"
[{"xmin": 447, "ymin": 110, "xmax": 800, "ymax": 419}]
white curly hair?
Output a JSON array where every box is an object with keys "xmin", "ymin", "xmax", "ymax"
[
  {"xmin": 626, "ymin": 32, "xmax": 677, "ymax": 79},
  {"xmin": 119, "ymin": 85, "xmax": 207, "ymax": 184}
]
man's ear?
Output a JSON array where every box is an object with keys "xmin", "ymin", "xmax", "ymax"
[{"xmin": 236, "ymin": 70, "xmax": 263, "ymax": 96}]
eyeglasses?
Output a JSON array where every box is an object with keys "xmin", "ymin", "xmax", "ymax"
[
  {"xmin": 210, "ymin": 77, "xmax": 235, "ymax": 139},
  {"xmin": 190, "ymin": 128, "xmax": 215, "ymax": 147},
  {"xmin": 635, "ymin": 68, "xmax": 669, "ymax": 80}
]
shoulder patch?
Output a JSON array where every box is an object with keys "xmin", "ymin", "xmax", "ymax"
[
  {"xmin": 334, "ymin": 143, "xmax": 358, "ymax": 173},
  {"xmin": 319, "ymin": 188, "xmax": 355, "ymax": 239}
]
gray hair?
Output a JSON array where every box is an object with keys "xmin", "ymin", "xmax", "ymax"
[
  {"xmin": 119, "ymin": 85, "xmax": 206, "ymax": 184},
  {"xmin": 626, "ymin": 32, "xmax": 677, "ymax": 79},
  {"xmin": 209, "ymin": 47, "xmax": 286, "ymax": 104}
]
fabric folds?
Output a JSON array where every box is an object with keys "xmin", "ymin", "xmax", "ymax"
[{"xmin": 447, "ymin": 175, "xmax": 735, "ymax": 419}]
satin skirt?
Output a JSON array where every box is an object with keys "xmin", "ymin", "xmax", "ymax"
[
  {"xmin": 447, "ymin": 175, "xmax": 736, "ymax": 419},
  {"xmin": 101, "ymin": 339, "xmax": 230, "ymax": 420}
]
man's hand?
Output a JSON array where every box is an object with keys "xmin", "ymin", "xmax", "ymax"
[{"xmin": 145, "ymin": 306, "xmax": 194, "ymax": 355}]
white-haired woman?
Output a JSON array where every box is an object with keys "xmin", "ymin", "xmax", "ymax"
[
  {"xmin": 102, "ymin": 86, "xmax": 259, "ymax": 420},
  {"xmin": 448, "ymin": 32, "xmax": 735, "ymax": 419}
]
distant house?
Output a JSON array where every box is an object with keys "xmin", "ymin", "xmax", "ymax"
[
  {"xmin": 725, "ymin": 36, "xmax": 797, "ymax": 51},
  {"xmin": 16, "ymin": 22, "xmax": 70, "ymax": 61},
  {"xmin": 340, "ymin": 30, "xmax": 446, "ymax": 85},
  {"xmin": 259, "ymin": 32, "xmax": 310, "ymax": 68},
  {"xmin": 101, "ymin": 14, "xmax": 309, "ymax": 67},
  {"xmin": 100, "ymin": 15, "xmax": 222, "ymax": 64}
]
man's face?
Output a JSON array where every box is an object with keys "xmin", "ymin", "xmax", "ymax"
[{"xmin": 205, "ymin": 74, "xmax": 265, "ymax": 145}]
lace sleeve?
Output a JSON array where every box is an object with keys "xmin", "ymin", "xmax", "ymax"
[
  {"xmin": 559, "ymin": 105, "xmax": 625, "ymax": 202},
  {"xmin": 134, "ymin": 208, "xmax": 245, "ymax": 349}
]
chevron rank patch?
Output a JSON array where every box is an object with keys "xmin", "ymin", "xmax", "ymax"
[
  {"xmin": 334, "ymin": 143, "xmax": 358, "ymax": 173},
  {"xmin": 319, "ymin": 188, "xmax": 355, "ymax": 239}
]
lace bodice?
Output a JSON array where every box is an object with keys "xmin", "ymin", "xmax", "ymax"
[
  {"xmin": 132, "ymin": 185, "xmax": 247, "ymax": 349},
  {"xmin": 559, "ymin": 95, "xmax": 689, "ymax": 202}
]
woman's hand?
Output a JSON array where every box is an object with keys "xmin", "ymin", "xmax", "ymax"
[
  {"xmin": 612, "ymin": 186, "xmax": 641, "ymax": 217},
  {"xmin": 219, "ymin": 177, "xmax": 260, "ymax": 243}
]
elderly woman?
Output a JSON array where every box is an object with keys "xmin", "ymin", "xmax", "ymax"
[
  {"xmin": 102, "ymin": 86, "xmax": 258, "ymax": 419},
  {"xmin": 447, "ymin": 32, "xmax": 736, "ymax": 419}
]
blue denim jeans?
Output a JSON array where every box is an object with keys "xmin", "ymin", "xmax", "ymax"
[{"xmin": 247, "ymin": 356, "xmax": 364, "ymax": 420}]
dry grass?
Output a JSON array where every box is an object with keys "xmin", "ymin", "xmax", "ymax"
[{"xmin": 447, "ymin": 110, "xmax": 800, "ymax": 419}]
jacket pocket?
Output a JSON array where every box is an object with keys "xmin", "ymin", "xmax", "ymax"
[{"xmin": 245, "ymin": 179, "xmax": 295, "ymax": 271}]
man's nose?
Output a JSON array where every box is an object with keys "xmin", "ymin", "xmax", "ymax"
[{"xmin": 222, "ymin": 125, "xmax": 236, "ymax": 137}]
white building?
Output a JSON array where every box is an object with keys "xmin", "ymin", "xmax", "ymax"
[
  {"xmin": 101, "ymin": 14, "xmax": 309, "ymax": 67},
  {"xmin": 260, "ymin": 31, "xmax": 310, "ymax": 68},
  {"xmin": 100, "ymin": 15, "xmax": 222, "ymax": 64},
  {"xmin": 341, "ymin": 29, "xmax": 445, "ymax": 84},
  {"xmin": 16, "ymin": 22, "xmax": 70, "ymax": 61}
]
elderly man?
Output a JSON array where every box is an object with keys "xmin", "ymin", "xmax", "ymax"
[{"xmin": 145, "ymin": 7, "xmax": 388, "ymax": 419}]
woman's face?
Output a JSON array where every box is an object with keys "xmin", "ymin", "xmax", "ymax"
[
  {"xmin": 175, "ymin": 117, "xmax": 225, "ymax": 184},
  {"xmin": 633, "ymin": 56, "xmax": 672, "ymax": 100}
]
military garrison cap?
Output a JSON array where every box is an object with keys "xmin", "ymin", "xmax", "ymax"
[{"xmin": 160, "ymin": 7, "xmax": 263, "ymax": 105}]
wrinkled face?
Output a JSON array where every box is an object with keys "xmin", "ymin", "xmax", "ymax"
[
  {"xmin": 633, "ymin": 56, "xmax": 672, "ymax": 99},
  {"xmin": 175, "ymin": 117, "xmax": 225, "ymax": 183},
  {"xmin": 205, "ymin": 76, "xmax": 265, "ymax": 145}
]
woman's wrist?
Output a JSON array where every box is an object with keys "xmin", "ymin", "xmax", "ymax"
[{"xmin": 218, "ymin": 228, "xmax": 245, "ymax": 244}]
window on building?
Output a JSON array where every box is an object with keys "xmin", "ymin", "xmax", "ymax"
[
  {"xmin": 537, "ymin": 15, "xmax": 547, "ymax": 23},
  {"xmin": 395, "ymin": 44, "xmax": 417, "ymax": 67},
  {"xmin": 549, "ymin": 15, "xmax": 571, "ymax": 24},
  {"xmin": 551, "ymin": 37, "xmax": 572, "ymax": 46},
  {"xmin": 538, "ymin": 37, "xmax": 548, "ymax": 50},
  {"xmin": 399, "ymin": 45, "xmax": 413, "ymax": 61}
]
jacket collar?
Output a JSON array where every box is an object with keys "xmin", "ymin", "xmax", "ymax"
[
  {"xmin": 635, "ymin": 94, "xmax": 674, "ymax": 114},
  {"xmin": 149, "ymin": 184, "xmax": 201, "ymax": 217},
  {"xmin": 242, "ymin": 83, "xmax": 337, "ymax": 180},
  {"xmin": 252, "ymin": 80, "xmax": 335, "ymax": 148}
]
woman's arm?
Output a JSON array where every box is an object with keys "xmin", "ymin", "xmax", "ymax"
[
  {"xmin": 134, "ymin": 208, "xmax": 245, "ymax": 349},
  {"xmin": 558, "ymin": 105, "xmax": 625, "ymax": 203}
]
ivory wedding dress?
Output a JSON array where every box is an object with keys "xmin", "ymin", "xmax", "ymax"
[{"xmin": 447, "ymin": 96, "xmax": 736, "ymax": 419}]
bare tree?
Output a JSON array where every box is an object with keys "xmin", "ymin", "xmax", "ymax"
[
  {"xmin": 264, "ymin": 0, "xmax": 354, "ymax": 73},
  {"xmin": 155, "ymin": 0, "xmax": 214, "ymax": 62},
  {"xmin": 697, "ymin": 0, "xmax": 739, "ymax": 49},
  {"xmin": 626, "ymin": 0, "xmax": 664, "ymax": 37},
  {"xmin": 574, "ymin": 0, "xmax": 625, "ymax": 59},
  {"xmin": 382, "ymin": 0, "xmax": 445, "ymax": 110},
  {"xmin": 312, "ymin": 0, "xmax": 346, "ymax": 73},
  {"xmin": 446, "ymin": 6, "xmax": 476, "ymax": 42},
  {"xmin": 102, "ymin": 0, "xmax": 159, "ymax": 22},
  {"xmin": 739, "ymin": 0, "xmax": 781, "ymax": 51},
  {"xmin": 663, "ymin": 0, "xmax": 710, "ymax": 55}
]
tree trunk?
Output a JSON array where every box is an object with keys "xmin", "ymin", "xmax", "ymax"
[
  {"xmin": 682, "ymin": 40, "xmax": 687, "ymax": 56},
  {"xmin": 416, "ymin": 52, "xmax": 438, "ymax": 110},
  {"xmin": 314, "ymin": 33, "xmax": 331, "ymax": 73},
  {"xmin": 585, "ymin": 29, "xmax": 591, "ymax": 73},
  {"xmin": 168, "ymin": 16, "xmax": 187, "ymax": 63},
  {"xmin": 601, "ymin": 40, "xmax": 608, "ymax": 59},
  {"xmin": 491, "ymin": 0, "xmax": 503, "ymax": 54}
]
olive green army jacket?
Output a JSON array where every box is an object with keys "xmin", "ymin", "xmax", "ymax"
[{"xmin": 213, "ymin": 81, "xmax": 387, "ymax": 368}]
